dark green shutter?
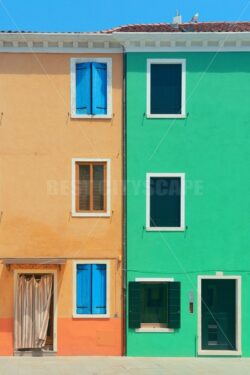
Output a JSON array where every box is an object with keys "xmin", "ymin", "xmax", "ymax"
[
  {"xmin": 167, "ymin": 282, "xmax": 181, "ymax": 329},
  {"xmin": 128, "ymin": 282, "xmax": 141, "ymax": 329}
]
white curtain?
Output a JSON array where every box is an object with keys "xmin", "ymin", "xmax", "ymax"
[{"xmin": 14, "ymin": 274, "xmax": 53, "ymax": 350}]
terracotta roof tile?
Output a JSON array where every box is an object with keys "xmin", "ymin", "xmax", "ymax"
[{"xmin": 101, "ymin": 22, "xmax": 250, "ymax": 33}]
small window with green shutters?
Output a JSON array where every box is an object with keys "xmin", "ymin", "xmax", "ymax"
[
  {"xmin": 146, "ymin": 173, "xmax": 185, "ymax": 231},
  {"xmin": 129, "ymin": 281, "xmax": 181, "ymax": 330}
]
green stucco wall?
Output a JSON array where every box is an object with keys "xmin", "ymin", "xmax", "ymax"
[{"xmin": 126, "ymin": 52, "xmax": 250, "ymax": 357}]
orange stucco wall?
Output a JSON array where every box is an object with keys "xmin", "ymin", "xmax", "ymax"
[
  {"xmin": 0, "ymin": 319, "xmax": 13, "ymax": 355},
  {"xmin": 58, "ymin": 318, "xmax": 122, "ymax": 356},
  {"xmin": 0, "ymin": 53, "xmax": 123, "ymax": 355}
]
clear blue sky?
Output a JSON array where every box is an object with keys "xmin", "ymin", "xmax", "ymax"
[{"xmin": 0, "ymin": 0, "xmax": 249, "ymax": 32}]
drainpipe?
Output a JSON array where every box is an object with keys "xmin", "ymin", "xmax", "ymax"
[{"xmin": 122, "ymin": 45, "xmax": 127, "ymax": 357}]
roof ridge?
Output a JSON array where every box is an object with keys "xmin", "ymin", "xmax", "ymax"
[
  {"xmin": 101, "ymin": 22, "xmax": 170, "ymax": 33},
  {"xmin": 101, "ymin": 21, "xmax": 250, "ymax": 33}
]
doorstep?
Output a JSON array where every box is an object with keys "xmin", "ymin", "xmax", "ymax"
[{"xmin": 14, "ymin": 350, "xmax": 56, "ymax": 357}]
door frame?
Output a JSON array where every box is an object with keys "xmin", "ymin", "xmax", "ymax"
[
  {"xmin": 197, "ymin": 275, "xmax": 241, "ymax": 356},
  {"xmin": 13, "ymin": 269, "xmax": 58, "ymax": 353}
]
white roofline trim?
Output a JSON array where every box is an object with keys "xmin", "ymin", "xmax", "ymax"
[
  {"xmin": 113, "ymin": 31, "xmax": 250, "ymax": 37},
  {"xmin": 0, "ymin": 47, "xmax": 122, "ymax": 54},
  {"xmin": 0, "ymin": 31, "xmax": 250, "ymax": 52},
  {"xmin": 0, "ymin": 33, "xmax": 122, "ymax": 53},
  {"xmin": 112, "ymin": 31, "xmax": 250, "ymax": 52}
]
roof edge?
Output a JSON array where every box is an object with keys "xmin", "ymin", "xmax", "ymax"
[{"xmin": 0, "ymin": 28, "xmax": 250, "ymax": 52}]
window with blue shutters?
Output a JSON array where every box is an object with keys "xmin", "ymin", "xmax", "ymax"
[
  {"xmin": 76, "ymin": 263, "xmax": 108, "ymax": 316},
  {"xmin": 72, "ymin": 59, "xmax": 111, "ymax": 117},
  {"xmin": 147, "ymin": 59, "xmax": 186, "ymax": 118}
]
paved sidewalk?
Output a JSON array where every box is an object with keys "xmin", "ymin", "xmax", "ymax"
[{"xmin": 0, "ymin": 357, "xmax": 250, "ymax": 375}]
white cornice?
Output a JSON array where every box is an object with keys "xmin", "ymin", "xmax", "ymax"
[
  {"xmin": 0, "ymin": 31, "xmax": 250, "ymax": 52},
  {"xmin": 113, "ymin": 31, "xmax": 250, "ymax": 52},
  {"xmin": 0, "ymin": 32, "xmax": 122, "ymax": 53}
]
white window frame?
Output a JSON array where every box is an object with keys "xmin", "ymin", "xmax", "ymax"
[
  {"xmin": 71, "ymin": 158, "xmax": 111, "ymax": 217},
  {"xmin": 197, "ymin": 275, "xmax": 242, "ymax": 356},
  {"xmin": 147, "ymin": 58, "xmax": 186, "ymax": 119},
  {"xmin": 135, "ymin": 277, "xmax": 175, "ymax": 333},
  {"xmin": 14, "ymin": 269, "xmax": 58, "ymax": 353},
  {"xmin": 73, "ymin": 259, "xmax": 111, "ymax": 319},
  {"xmin": 146, "ymin": 173, "xmax": 185, "ymax": 231},
  {"xmin": 70, "ymin": 57, "xmax": 112, "ymax": 119}
]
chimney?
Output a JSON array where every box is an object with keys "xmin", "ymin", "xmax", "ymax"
[
  {"xmin": 190, "ymin": 12, "xmax": 199, "ymax": 23},
  {"xmin": 172, "ymin": 10, "xmax": 182, "ymax": 25}
]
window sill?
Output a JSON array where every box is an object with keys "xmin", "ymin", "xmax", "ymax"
[
  {"xmin": 146, "ymin": 226, "xmax": 185, "ymax": 232},
  {"xmin": 72, "ymin": 212, "xmax": 110, "ymax": 218},
  {"xmin": 146, "ymin": 113, "xmax": 186, "ymax": 119},
  {"xmin": 14, "ymin": 350, "xmax": 57, "ymax": 356},
  {"xmin": 198, "ymin": 349, "xmax": 242, "ymax": 356},
  {"xmin": 72, "ymin": 314, "xmax": 110, "ymax": 319},
  {"xmin": 135, "ymin": 328, "xmax": 174, "ymax": 333},
  {"xmin": 71, "ymin": 113, "xmax": 112, "ymax": 119}
]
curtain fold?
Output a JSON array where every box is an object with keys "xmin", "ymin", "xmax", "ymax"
[{"xmin": 14, "ymin": 274, "xmax": 53, "ymax": 350}]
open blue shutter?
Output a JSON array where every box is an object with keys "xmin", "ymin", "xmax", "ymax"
[
  {"xmin": 92, "ymin": 264, "xmax": 107, "ymax": 314},
  {"xmin": 76, "ymin": 62, "xmax": 91, "ymax": 115},
  {"xmin": 92, "ymin": 63, "xmax": 107, "ymax": 115},
  {"xmin": 76, "ymin": 264, "xmax": 91, "ymax": 314}
]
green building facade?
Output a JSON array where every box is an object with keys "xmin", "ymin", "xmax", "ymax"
[{"xmin": 124, "ymin": 44, "xmax": 250, "ymax": 357}]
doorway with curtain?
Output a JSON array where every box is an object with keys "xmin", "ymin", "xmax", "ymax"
[{"xmin": 14, "ymin": 271, "xmax": 56, "ymax": 353}]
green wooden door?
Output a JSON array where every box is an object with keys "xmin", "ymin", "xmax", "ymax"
[{"xmin": 201, "ymin": 279, "xmax": 236, "ymax": 351}]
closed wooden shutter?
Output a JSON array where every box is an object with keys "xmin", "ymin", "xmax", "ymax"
[
  {"xmin": 79, "ymin": 164, "xmax": 90, "ymax": 210},
  {"xmin": 76, "ymin": 62, "xmax": 91, "ymax": 115},
  {"xmin": 92, "ymin": 62, "xmax": 108, "ymax": 115},
  {"xmin": 167, "ymin": 282, "xmax": 181, "ymax": 328},
  {"xmin": 76, "ymin": 264, "xmax": 91, "ymax": 314},
  {"xmin": 129, "ymin": 282, "xmax": 142, "ymax": 329},
  {"xmin": 92, "ymin": 264, "xmax": 107, "ymax": 314},
  {"xmin": 76, "ymin": 162, "xmax": 106, "ymax": 213},
  {"xmin": 93, "ymin": 164, "xmax": 105, "ymax": 210}
]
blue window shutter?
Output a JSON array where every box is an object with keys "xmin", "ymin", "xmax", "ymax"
[
  {"xmin": 92, "ymin": 62, "xmax": 108, "ymax": 115},
  {"xmin": 76, "ymin": 62, "xmax": 91, "ymax": 115},
  {"xmin": 76, "ymin": 264, "xmax": 91, "ymax": 314},
  {"xmin": 92, "ymin": 264, "xmax": 107, "ymax": 314}
]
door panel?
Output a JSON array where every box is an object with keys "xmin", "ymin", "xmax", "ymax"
[{"xmin": 201, "ymin": 279, "xmax": 236, "ymax": 350}]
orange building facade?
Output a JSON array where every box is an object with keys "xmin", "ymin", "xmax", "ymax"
[{"xmin": 0, "ymin": 33, "xmax": 123, "ymax": 356}]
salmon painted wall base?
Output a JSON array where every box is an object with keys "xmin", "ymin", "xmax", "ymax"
[
  {"xmin": 57, "ymin": 318, "xmax": 123, "ymax": 356},
  {"xmin": 0, "ymin": 318, "xmax": 122, "ymax": 356},
  {"xmin": 0, "ymin": 318, "xmax": 13, "ymax": 356}
]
